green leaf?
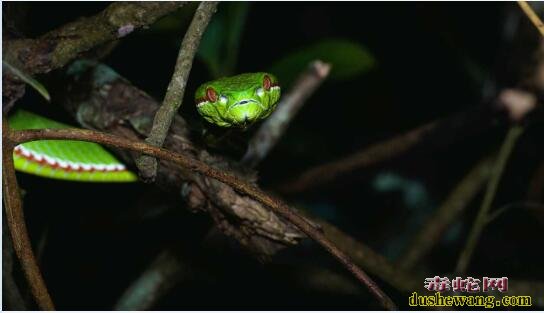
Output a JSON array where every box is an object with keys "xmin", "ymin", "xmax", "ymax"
[
  {"xmin": 269, "ymin": 39, "xmax": 376, "ymax": 86},
  {"xmin": 3, "ymin": 60, "xmax": 51, "ymax": 101},
  {"xmin": 223, "ymin": 2, "xmax": 249, "ymax": 74},
  {"xmin": 197, "ymin": 13, "xmax": 223, "ymax": 77},
  {"xmin": 197, "ymin": 2, "xmax": 250, "ymax": 78}
]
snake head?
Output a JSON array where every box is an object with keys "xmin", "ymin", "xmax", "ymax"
[{"xmin": 195, "ymin": 73, "xmax": 281, "ymax": 128}]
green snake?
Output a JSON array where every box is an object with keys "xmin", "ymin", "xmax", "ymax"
[
  {"xmin": 195, "ymin": 72, "xmax": 280, "ymax": 128},
  {"xmin": 10, "ymin": 73, "xmax": 280, "ymax": 182}
]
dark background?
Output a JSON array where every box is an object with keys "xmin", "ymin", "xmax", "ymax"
[{"xmin": 4, "ymin": 2, "xmax": 544, "ymax": 310}]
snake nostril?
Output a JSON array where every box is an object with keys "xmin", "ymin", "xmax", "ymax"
[{"xmin": 239, "ymin": 100, "xmax": 248, "ymax": 105}]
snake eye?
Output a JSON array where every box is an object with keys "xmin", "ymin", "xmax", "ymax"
[
  {"xmin": 263, "ymin": 75, "xmax": 272, "ymax": 91},
  {"xmin": 206, "ymin": 87, "xmax": 218, "ymax": 102}
]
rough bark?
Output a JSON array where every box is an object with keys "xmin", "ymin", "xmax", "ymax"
[{"xmin": 58, "ymin": 60, "xmax": 305, "ymax": 258}]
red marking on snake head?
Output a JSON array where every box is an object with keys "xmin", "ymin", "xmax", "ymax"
[
  {"xmin": 206, "ymin": 87, "xmax": 218, "ymax": 102},
  {"xmin": 263, "ymin": 75, "xmax": 272, "ymax": 91}
]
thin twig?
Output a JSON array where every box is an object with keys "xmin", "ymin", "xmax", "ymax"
[
  {"xmin": 137, "ymin": 1, "xmax": 218, "ymax": 181},
  {"xmin": 455, "ymin": 125, "xmax": 524, "ymax": 274},
  {"xmin": 278, "ymin": 121, "xmax": 437, "ymax": 194},
  {"xmin": 397, "ymin": 156, "xmax": 494, "ymax": 270},
  {"xmin": 9, "ymin": 127, "xmax": 397, "ymax": 310},
  {"xmin": 278, "ymin": 99, "xmax": 515, "ymax": 195},
  {"xmin": 115, "ymin": 249, "xmax": 193, "ymax": 310},
  {"xmin": 242, "ymin": 60, "xmax": 332, "ymax": 168},
  {"xmin": 2, "ymin": 120, "xmax": 54, "ymax": 310},
  {"xmin": 518, "ymin": 1, "xmax": 544, "ymax": 37},
  {"xmin": 305, "ymin": 213, "xmax": 420, "ymax": 293},
  {"xmin": 486, "ymin": 201, "xmax": 544, "ymax": 224}
]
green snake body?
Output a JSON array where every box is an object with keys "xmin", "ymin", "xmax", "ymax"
[
  {"xmin": 11, "ymin": 73, "xmax": 280, "ymax": 182},
  {"xmin": 10, "ymin": 110, "xmax": 137, "ymax": 182}
]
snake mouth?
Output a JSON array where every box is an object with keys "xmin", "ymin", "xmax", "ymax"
[
  {"xmin": 224, "ymin": 99, "xmax": 264, "ymax": 127},
  {"xmin": 231, "ymin": 99, "xmax": 262, "ymax": 108}
]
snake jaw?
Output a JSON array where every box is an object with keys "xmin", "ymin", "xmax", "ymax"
[{"xmin": 196, "ymin": 99, "xmax": 209, "ymax": 107}]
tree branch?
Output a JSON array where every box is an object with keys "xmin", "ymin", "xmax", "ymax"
[
  {"xmin": 137, "ymin": 1, "xmax": 218, "ymax": 181},
  {"xmin": 115, "ymin": 249, "xmax": 196, "ymax": 310},
  {"xmin": 277, "ymin": 101, "xmax": 509, "ymax": 195},
  {"xmin": 2, "ymin": 119, "xmax": 54, "ymax": 310},
  {"xmin": 3, "ymin": 2, "xmax": 187, "ymax": 75},
  {"xmin": 397, "ymin": 156, "xmax": 494, "ymax": 270},
  {"xmin": 518, "ymin": 1, "xmax": 544, "ymax": 37},
  {"xmin": 278, "ymin": 121, "xmax": 437, "ymax": 194},
  {"xmin": 242, "ymin": 60, "xmax": 332, "ymax": 168},
  {"xmin": 8, "ymin": 127, "xmax": 397, "ymax": 310},
  {"xmin": 305, "ymin": 213, "xmax": 420, "ymax": 293},
  {"xmin": 455, "ymin": 125, "xmax": 524, "ymax": 274},
  {"xmin": 60, "ymin": 59, "xmax": 304, "ymax": 258}
]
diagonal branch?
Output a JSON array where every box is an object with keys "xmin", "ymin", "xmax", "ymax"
[
  {"xmin": 278, "ymin": 102, "xmax": 508, "ymax": 195},
  {"xmin": 279, "ymin": 121, "xmax": 437, "ymax": 194},
  {"xmin": 397, "ymin": 156, "xmax": 494, "ymax": 270},
  {"xmin": 114, "ymin": 249, "xmax": 197, "ymax": 310},
  {"xmin": 137, "ymin": 1, "xmax": 218, "ymax": 181},
  {"xmin": 455, "ymin": 125, "xmax": 524, "ymax": 274},
  {"xmin": 242, "ymin": 60, "xmax": 332, "ymax": 168},
  {"xmin": 306, "ymin": 213, "xmax": 420, "ymax": 293},
  {"xmin": 518, "ymin": 1, "xmax": 544, "ymax": 37},
  {"xmin": 9, "ymin": 127, "xmax": 397, "ymax": 310},
  {"xmin": 2, "ymin": 119, "xmax": 54, "ymax": 310}
]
